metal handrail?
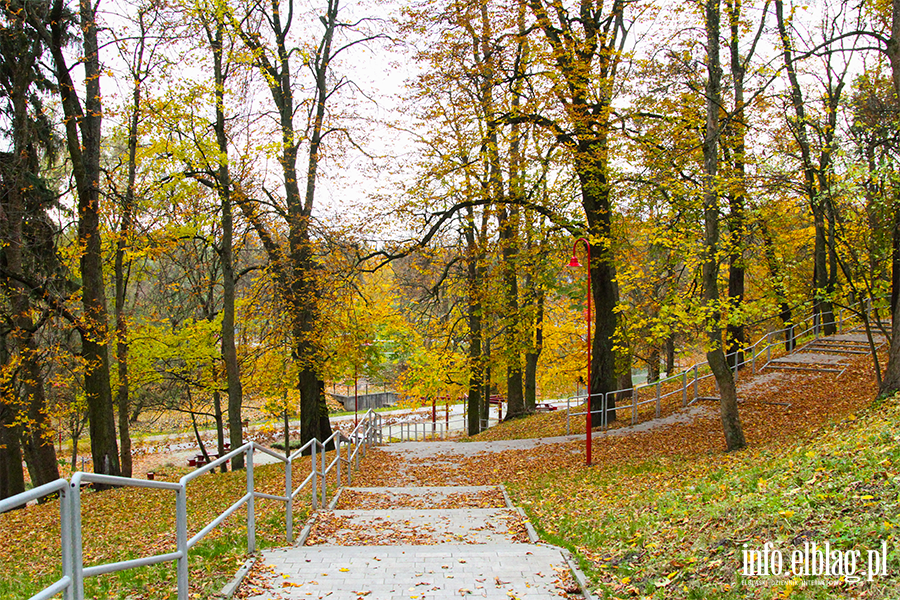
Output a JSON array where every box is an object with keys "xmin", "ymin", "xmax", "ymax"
[
  {"xmin": 0, "ymin": 479, "xmax": 72, "ymax": 600},
  {"xmin": 3, "ymin": 408, "xmax": 382, "ymax": 600},
  {"xmin": 563, "ymin": 300, "xmax": 885, "ymax": 434}
]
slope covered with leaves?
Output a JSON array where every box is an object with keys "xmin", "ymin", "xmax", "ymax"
[
  {"xmin": 0, "ymin": 457, "xmax": 319, "ymax": 599},
  {"xmin": 514, "ymin": 392, "xmax": 900, "ymax": 598}
]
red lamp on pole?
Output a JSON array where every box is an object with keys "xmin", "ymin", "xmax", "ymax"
[{"xmin": 568, "ymin": 238, "xmax": 592, "ymax": 466}]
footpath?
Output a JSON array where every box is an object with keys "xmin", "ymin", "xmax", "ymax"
[
  {"xmin": 242, "ymin": 485, "xmax": 587, "ymax": 600},
  {"xmin": 237, "ymin": 326, "xmax": 887, "ymax": 599}
]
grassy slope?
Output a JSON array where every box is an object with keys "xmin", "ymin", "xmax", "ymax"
[{"xmin": 512, "ymin": 394, "xmax": 900, "ymax": 599}]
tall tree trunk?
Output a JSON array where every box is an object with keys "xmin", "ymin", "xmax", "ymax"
[
  {"xmin": 209, "ymin": 19, "xmax": 246, "ymax": 469},
  {"xmin": 647, "ymin": 348, "xmax": 660, "ymax": 383},
  {"xmin": 114, "ymin": 45, "xmax": 143, "ymax": 480},
  {"xmin": 776, "ymin": 0, "xmax": 842, "ymax": 339},
  {"xmin": 20, "ymin": 339, "xmax": 59, "ymax": 488},
  {"xmin": 4, "ymin": 136, "xmax": 58, "ymax": 489},
  {"xmin": 483, "ymin": 335, "xmax": 492, "ymax": 427},
  {"xmin": 665, "ymin": 335, "xmax": 675, "ymax": 374},
  {"xmin": 583, "ymin": 183, "xmax": 619, "ymax": 423},
  {"xmin": 877, "ymin": 0, "xmax": 900, "ymax": 395},
  {"xmin": 703, "ymin": 0, "xmax": 745, "ymax": 451},
  {"xmin": 499, "ymin": 206, "xmax": 525, "ymax": 420},
  {"xmin": 0, "ymin": 410, "xmax": 25, "ymax": 504},
  {"xmin": 213, "ymin": 388, "xmax": 226, "ymax": 472},
  {"xmin": 524, "ymin": 286, "xmax": 544, "ymax": 412},
  {"xmin": 80, "ymin": 0, "xmax": 120, "ymax": 478},
  {"xmin": 39, "ymin": 0, "xmax": 121, "ymax": 478},
  {"xmin": 726, "ymin": 204, "xmax": 746, "ymax": 370},
  {"xmin": 524, "ymin": 0, "xmax": 626, "ymax": 423},
  {"xmin": 465, "ymin": 209, "xmax": 483, "ymax": 436}
]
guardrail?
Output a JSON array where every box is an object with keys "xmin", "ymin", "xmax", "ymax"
[
  {"xmin": 0, "ymin": 409, "xmax": 382, "ymax": 600},
  {"xmin": 564, "ymin": 298, "xmax": 889, "ymax": 434}
]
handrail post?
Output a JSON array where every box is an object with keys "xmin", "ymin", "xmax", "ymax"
[
  {"xmin": 311, "ymin": 442, "xmax": 318, "ymax": 510},
  {"xmin": 631, "ymin": 387, "xmax": 637, "ymax": 425},
  {"xmin": 176, "ymin": 485, "xmax": 189, "ymax": 599},
  {"xmin": 285, "ymin": 451, "xmax": 293, "ymax": 544},
  {"xmin": 682, "ymin": 371, "xmax": 687, "ymax": 407},
  {"xmin": 336, "ymin": 436, "xmax": 342, "ymax": 488},
  {"xmin": 320, "ymin": 442, "xmax": 327, "ymax": 508},
  {"xmin": 70, "ymin": 478, "xmax": 84, "ymax": 600},
  {"xmin": 59, "ymin": 483, "xmax": 75, "ymax": 600},
  {"xmin": 346, "ymin": 436, "xmax": 352, "ymax": 486},
  {"xmin": 655, "ymin": 380, "xmax": 661, "ymax": 418},
  {"xmin": 603, "ymin": 392, "xmax": 609, "ymax": 430},
  {"xmin": 693, "ymin": 365, "xmax": 698, "ymax": 400},
  {"xmin": 247, "ymin": 447, "xmax": 256, "ymax": 554},
  {"xmin": 60, "ymin": 484, "xmax": 74, "ymax": 600}
]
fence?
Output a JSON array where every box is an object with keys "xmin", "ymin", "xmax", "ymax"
[
  {"xmin": 382, "ymin": 400, "xmax": 520, "ymax": 443},
  {"xmin": 0, "ymin": 409, "xmax": 382, "ymax": 600},
  {"xmin": 564, "ymin": 299, "xmax": 889, "ymax": 434},
  {"xmin": 384, "ymin": 419, "xmax": 462, "ymax": 441}
]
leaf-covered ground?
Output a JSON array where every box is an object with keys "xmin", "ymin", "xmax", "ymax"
[
  {"xmin": 355, "ymin": 352, "xmax": 898, "ymax": 598},
  {"xmin": 0, "ymin": 456, "xmax": 324, "ymax": 599},
  {"xmin": 2, "ymin": 350, "xmax": 892, "ymax": 598}
]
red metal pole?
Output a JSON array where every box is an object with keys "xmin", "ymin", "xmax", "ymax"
[
  {"xmin": 573, "ymin": 238, "xmax": 592, "ymax": 466},
  {"xmin": 354, "ymin": 364, "xmax": 358, "ymax": 428}
]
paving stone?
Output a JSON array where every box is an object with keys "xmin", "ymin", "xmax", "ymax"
[
  {"xmin": 245, "ymin": 544, "xmax": 571, "ymax": 600},
  {"xmin": 244, "ymin": 486, "xmax": 580, "ymax": 600},
  {"xmin": 771, "ymin": 352, "xmax": 848, "ymax": 365}
]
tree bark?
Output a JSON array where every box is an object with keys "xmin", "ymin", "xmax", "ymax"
[
  {"xmin": 32, "ymin": 0, "xmax": 120, "ymax": 478},
  {"xmin": 208, "ymin": 18, "xmax": 246, "ymax": 469},
  {"xmin": 465, "ymin": 208, "xmax": 483, "ymax": 436},
  {"xmin": 775, "ymin": 0, "xmax": 841, "ymax": 337},
  {"xmin": 228, "ymin": 0, "xmax": 336, "ymax": 445},
  {"xmin": 114, "ymin": 36, "xmax": 144, "ymax": 480},
  {"xmin": 524, "ymin": 286, "xmax": 544, "ymax": 411},
  {"xmin": 703, "ymin": 0, "xmax": 745, "ymax": 451},
  {"xmin": 524, "ymin": 0, "xmax": 626, "ymax": 422},
  {"xmin": 878, "ymin": 0, "xmax": 900, "ymax": 395},
  {"xmin": 0, "ymin": 408, "xmax": 25, "ymax": 504}
]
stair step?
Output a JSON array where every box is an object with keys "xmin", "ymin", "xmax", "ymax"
[{"xmin": 306, "ymin": 508, "xmax": 529, "ymax": 546}]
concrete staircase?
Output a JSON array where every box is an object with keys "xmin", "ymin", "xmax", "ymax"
[{"xmin": 244, "ymin": 486, "xmax": 587, "ymax": 599}]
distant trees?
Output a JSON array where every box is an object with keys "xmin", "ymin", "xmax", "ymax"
[{"xmin": 4, "ymin": 0, "xmax": 900, "ymax": 493}]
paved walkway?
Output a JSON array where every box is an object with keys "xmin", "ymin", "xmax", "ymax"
[{"xmin": 244, "ymin": 486, "xmax": 584, "ymax": 599}]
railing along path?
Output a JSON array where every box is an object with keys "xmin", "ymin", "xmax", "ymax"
[{"xmin": 0, "ymin": 410, "xmax": 383, "ymax": 600}]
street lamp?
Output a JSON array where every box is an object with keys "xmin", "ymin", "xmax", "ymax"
[{"xmin": 568, "ymin": 238, "xmax": 592, "ymax": 466}]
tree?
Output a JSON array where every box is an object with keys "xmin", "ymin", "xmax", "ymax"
[
  {"xmin": 108, "ymin": 0, "xmax": 171, "ymax": 478},
  {"xmin": 21, "ymin": 0, "xmax": 121, "ymax": 477},
  {"xmin": 702, "ymin": 0, "xmax": 745, "ymax": 451},
  {"xmin": 519, "ymin": 0, "xmax": 631, "ymax": 422},
  {"xmin": 775, "ymin": 0, "xmax": 850, "ymax": 337},
  {"xmin": 856, "ymin": 0, "xmax": 900, "ymax": 395},
  {"xmin": 0, "ymin": 0, "xmax": 62, "ymax": 494},
  {"xmin": 222, "ymin": 0, "xmax": 377, "ymax": 445}
]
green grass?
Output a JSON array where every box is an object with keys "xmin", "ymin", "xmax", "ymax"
[{"xmin": 512, "ymin": 395, "xmax": 900, "ymax": 599}]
